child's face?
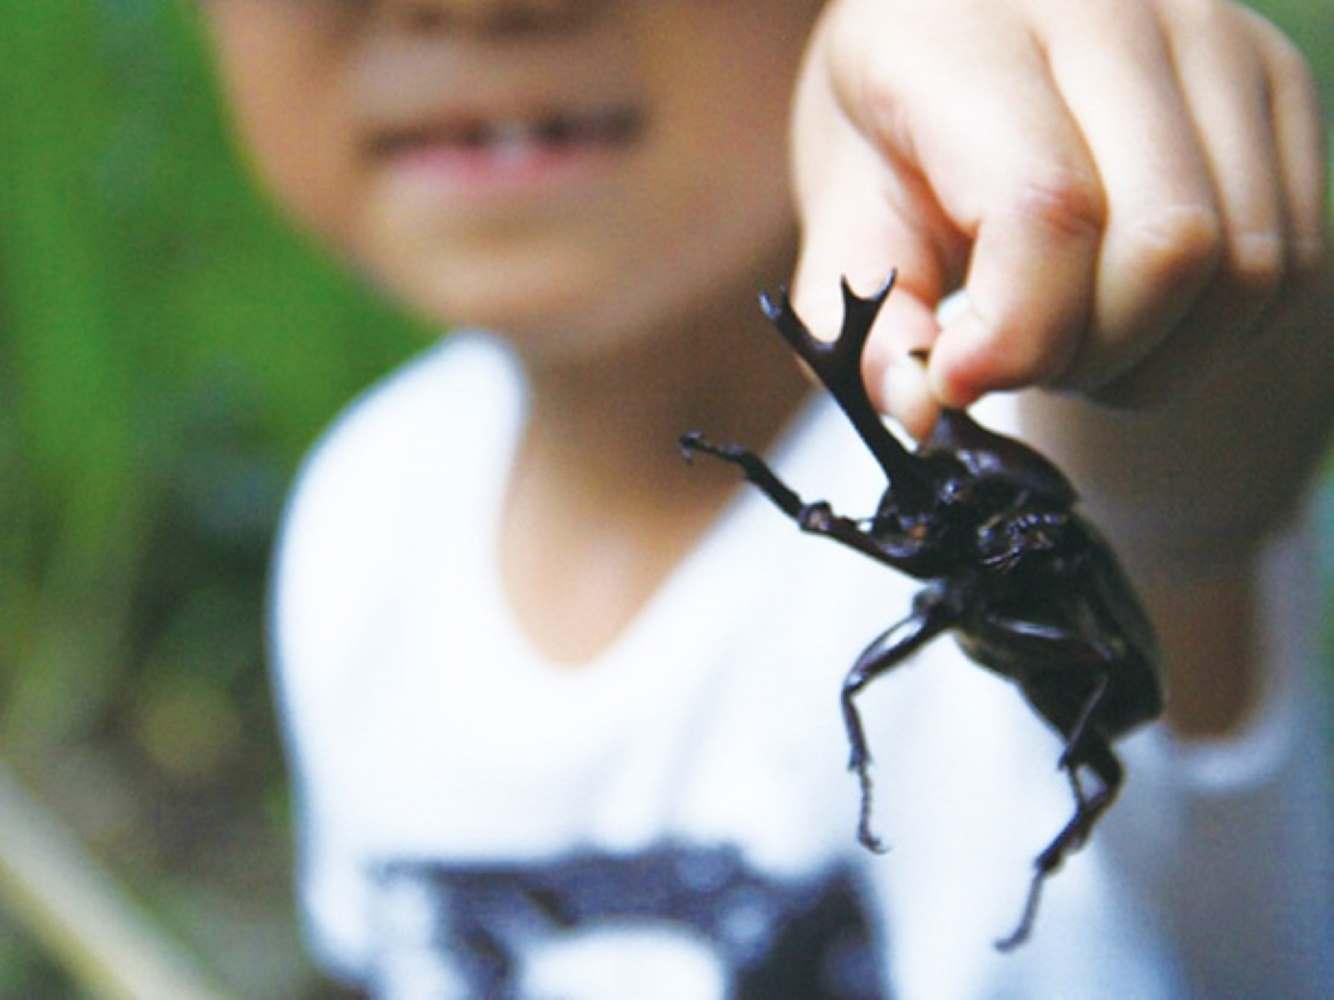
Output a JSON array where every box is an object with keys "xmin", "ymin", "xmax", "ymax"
[{"xmin": 205, "ymin": 2, "xmax": 824, "ymax": 355}]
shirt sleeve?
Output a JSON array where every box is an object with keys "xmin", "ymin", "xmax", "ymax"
[
  {"xmin": 1119, "ymin": 494, "xmax": 1333, "ymax": 998},
  {"xmin": 266, "ymin": 350, "xmax": 452, "ymax": 986},
  {"xmin": 268, "ymin": 427, "xmax": 383, "ymax": 987}
]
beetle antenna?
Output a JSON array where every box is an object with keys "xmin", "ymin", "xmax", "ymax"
[{"xmin": 759, "ymin": 273, "xmax": 934, "ymax": 514}]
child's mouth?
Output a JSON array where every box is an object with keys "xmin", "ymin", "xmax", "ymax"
[{"xmin": 374, "ymin": 105, "xmax": 643, "ymax": 177}]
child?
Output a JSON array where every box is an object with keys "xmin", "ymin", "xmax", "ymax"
[{"xmin": 202, "ymin": 1, "xmax": 1331, "ymax": 996}]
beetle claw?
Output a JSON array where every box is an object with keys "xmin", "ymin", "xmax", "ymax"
[
  {"xmin": 677, "ymin": 430, "xmax": 707, "ymax": 462},
  {"xmin": 850, "ymin": 756, "xmax": 891, "ymax": 854}
]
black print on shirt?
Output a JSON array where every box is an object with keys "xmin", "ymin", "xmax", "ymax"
[{"xmin": 367, "ymin": 841, "xmax": 886, "ymax": 999}]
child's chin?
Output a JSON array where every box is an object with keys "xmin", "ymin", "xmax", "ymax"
[
  {"xmin": 449, "ymin": 306, "xmax": 646, "ymax": 359},
  {"xmin": 424, "ymin": 285, "xmax": 599, "ymax": 337},
  {"xmin": 443, "ymin": 295, "xmax": 678, "ymax": 364},
  {"xmin": 394, "ymin": 267, "xmax": 648, "ymax": 345}
]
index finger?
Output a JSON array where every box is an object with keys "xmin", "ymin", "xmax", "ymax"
[{"xmin": 821, "ymin": 5, "xmax": 1107, "ymax": 410}]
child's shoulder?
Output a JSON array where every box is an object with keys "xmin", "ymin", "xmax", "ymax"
[
  {"xmin": 270, "ymin": 333, "xmax": 521, "ymax": 663},
  {"xmin": 297, "ymin": 332, "xmax": 515, "ymax": 495}
]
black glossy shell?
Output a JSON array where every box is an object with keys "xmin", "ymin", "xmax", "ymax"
[
  {"xmin": 922, "ymin": 410, "xmax": 1078, "ymax": 506},
  {"xmin": 959, "ymin": 514, "xmax": 1162, "ymax": 736}
]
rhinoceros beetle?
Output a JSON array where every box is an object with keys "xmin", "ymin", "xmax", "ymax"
[{"xmin": 679, "ymin": 273, "xmax": 1163, "ymax": 951}]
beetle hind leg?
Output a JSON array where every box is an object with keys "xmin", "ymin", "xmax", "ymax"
[
  {"xmin": 1056, "ymin": 670, "xmax": 1111, "ymax": 775},
  {"xmin": 995, "ymin": 739, "xmax": 1124, "ymax": 952}
]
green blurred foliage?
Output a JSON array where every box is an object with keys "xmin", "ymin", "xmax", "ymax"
[
  {"xmin": 0, "ymin": 0, "xmax": 1329, "ymax": 996},
  {"xmin": 0, "ymin": 1, "xmax": 422, "ymax": 994}
]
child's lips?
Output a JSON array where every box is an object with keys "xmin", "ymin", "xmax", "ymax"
[
  {"xmin": 371, "ymin": 104, "xmax": 643, "ymax": 196},
  {"xmin": 374, "ymin": 105, "xmax": 641, "ymax": 155}
]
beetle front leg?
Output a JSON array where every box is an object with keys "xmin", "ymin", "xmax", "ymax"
[
  {"xmin": 842, "ymin": 586, "xmax": 956, "ymax": 852},
  {"xmin": 679, "ymin": 433, "xmax": 916, "ymax": 569},
  {"xmin": 678, "ymin": 432, "xmax": 804, "ymax": 517}
]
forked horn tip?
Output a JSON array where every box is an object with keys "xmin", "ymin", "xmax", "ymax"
[{"xmin": 839, "ymin": 269, "xmax": 898, "ymax": 308}]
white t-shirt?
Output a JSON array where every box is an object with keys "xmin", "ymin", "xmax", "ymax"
[{"xmin": 271, "ymin": 333, "xmax": 1331, "ymax": 999}]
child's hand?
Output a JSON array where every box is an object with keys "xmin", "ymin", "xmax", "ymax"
[{"xmin": 789, "ymin": 0, "xmax": 1327, "ymax": 439}]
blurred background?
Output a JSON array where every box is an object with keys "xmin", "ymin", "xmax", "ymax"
[{"xmin": 0, "ymin": 1, "xmax": 1330, "ymax": 996}]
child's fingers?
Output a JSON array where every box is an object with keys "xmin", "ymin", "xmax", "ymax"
[
  {"xmin": 1242, "ymin": 7, "xmax": 1328, "ymax": 273},
  {"xmin": 1096, "ymin": 5, "xmax": 1328, "ymax": 404},
  {"xmin": 921, "ymin": 153, "xmax": 1106, "ymax": 409},
  {"xmin": 1025, "ymin": 0, "xmax": 1225, "ymax": 395},
  {"xmin": 1166, "ymin": 1, "xmax": 1289, "ymax": 285},
  {"xmin": 1079, "ymin": 0, "xmax": 1285, "ymax": 404},
  {"xmin": 789, "ymin": 65, "xmax": 949, "ymax": 345},
  {"xmin": 1087, "ymin": 2, "xmax": 1293, "ymax": 404},
  {"xmin": 795, "ymin": 0, "xmax": 1323, "ymax": 422},
  {"xmin": 811, "ymin": 2, "xmax": 1106, "ymax": 411}
]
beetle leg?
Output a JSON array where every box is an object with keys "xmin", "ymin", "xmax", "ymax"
[
  {"xmin": 679, "ymin": 433, "xmax": 912, "ymax": 569},
  {"xmin": 996, "ymin": 740, "xmax": 1124, "ymax": 952},
  {"xmin": 974, "ymin": 611, "xmax": 1130, "ymax": 949},
  {"xmin": 1057, "ymin": 672, "xmax": 1110, "ymax": 776},
  {"xmin": 842, "ymin": 588, "xmax": 957, "ymax": 853},
  {"xmin": 1064, "ymin": 767, "xmax": 1090, "ymax": 816},
  {"xmin": 678, "ymin": 432, "xmax": 803, "ymax": 516}
]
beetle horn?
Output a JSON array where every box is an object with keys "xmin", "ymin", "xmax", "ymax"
[{"xmin": 760, "ymin": 273, "xmax": 933, "ymax": 512}]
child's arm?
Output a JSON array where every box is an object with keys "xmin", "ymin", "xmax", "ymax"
[{"xmin": 788, "ymin": 0, "xmax": 1331, "ymax": 735}]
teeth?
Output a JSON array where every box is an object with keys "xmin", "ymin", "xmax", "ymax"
[
  {"xmin": 488, "ymin": 121, "xmax": 539, "ymax": 164},
  {"xmin": 393, "ymin": 108, "xmax": 639, "ymax": 158}
]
